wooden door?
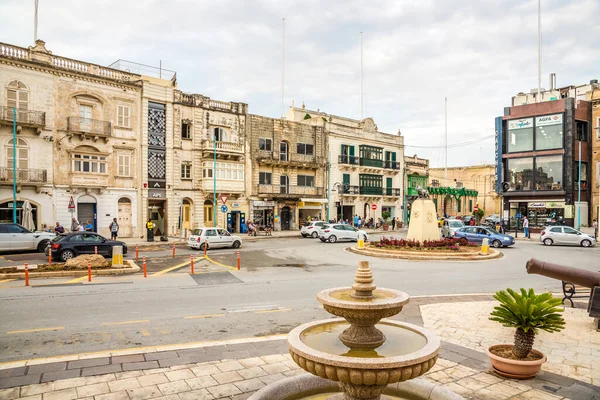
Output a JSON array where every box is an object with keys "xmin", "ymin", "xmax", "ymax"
[{"xmin": 118, "ymin": 200, "xmax": 132, "ymax": 237}]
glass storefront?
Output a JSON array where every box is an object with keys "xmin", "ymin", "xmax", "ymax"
[
  {"xmin": 507, "ymin": 158, "xmax": 534, "ymax": 191},
  {"xmin": 535, "ymin": 155, "xmax": 563, "ymax": 190},
  {"xmin": 535, "ymin": 123, "xmax": 563, "ymax": 150},
  {"xmin": 509, "ymin": 201, "xmax": 567, "ymax": 230}
]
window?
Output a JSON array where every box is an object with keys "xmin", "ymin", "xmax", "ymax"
[
  {"xmin": 507, "ymin": 158, "xmax": 533, "ymax": 191},
  {"xmin": 117, "ymin": 153, "xmax": 130, "ymax": 177},
  {"xmin": 507, "ymin": 119, "xmax": 533, "ymax": 153},
  {"xmin": 181, "ymin": 121, "xmax": 191, "ymax": 139},
  {"xmin": 535, "ymin": 155, "xmax": 562, "ymax": 190},
  {"xmin": 205, "ymin": 229, "xmax": 217, "ymax": 237},
  {"xmin": 79, "ymin": 104, "xmax": 93, "ymax": 131},
  {"xmin": 296, "ymin": 143, "xmax": 314, "ymax": 155},
  {"xmin": 279, "ymin": 141, "xmax": 289, "ymax": 161},
  {"xmin": 359, "ymin": 174, "xmax": 383, "ymax": 195},
  {"xmin": 204, "ymin": 201, "xmax": 213, "ymax": 224},
  {"xmin": 5, "ymin": 138, "xmax": 28, "ymax": 169},
  {"xmin": 259, "ymin": 172, "xmax": 272, "ymax": 185},
  {"xmin": 563, "ymin": 227, "xmax": 579, "ymax": 235},
  {"xmin": 181, "ymin": 163, "xmax": 191, "ymax": 179},
  {"xmin": 297, "ymin": 175, "xmax": 315, "ymax": 187},
  {"xmin": 576, "ymin": 121, "xmax": 588, "ymax": 141},
  {"xmin": 214, "ymin": 127, "xmax": 227, "ymax": 142},
  {"xmin": 117, "ymin": 105, "xmax": 130, "ymax": 128},
  {"xmin": 6, "ymin": 80, "xmax": 28, "ymax": 110},
  {"xmin": 259, "ymin": 138, "xmax": 272, "ymax": 151},
  {"xmin": 280, "ymin": 175, "xmax": 289, "ymax": 194},
  {"xmin": 203, "ymin": 164, "xmax": 213, "ymax": 178},
  {"xmin": 535, "ymin": 122, "xmax": 562, "ymax": 150},
  {"xmin": 575, "ymin": 162, "xmax": 587, "ymax": 191},
  {"xmin": 549, "ymin": 227, "xmax": 562, "ymax": 233},
  {"xmin": 72, "ymin": 153, "xmax": 107, "ymax": 174}
]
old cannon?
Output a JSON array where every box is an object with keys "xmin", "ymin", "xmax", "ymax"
[{"xmin": 526, "ymin": 258, "xmax": 600, "ymax": 330}]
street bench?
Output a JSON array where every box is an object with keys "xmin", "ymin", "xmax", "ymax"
[{"xmin": 562, "ymin": 281, "xmax": 591, "ymax": 308}]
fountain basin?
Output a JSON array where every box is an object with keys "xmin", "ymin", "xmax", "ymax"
[{"xmin": 288, "ymin": 318, "xmax": 440, "ymax": 387}]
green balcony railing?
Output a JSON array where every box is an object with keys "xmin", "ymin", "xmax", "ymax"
[
  {"xmin": 359, "ymin": 158, "xmax": 383, "ymax": 168},
  {"xmin": 359, "ymin": 186, "xmax": 383, "ymax": 195}
]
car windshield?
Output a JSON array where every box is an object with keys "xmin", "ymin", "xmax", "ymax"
[
  {"xmin": 51, "ymin": 235, "xmax": 68, "ymax": 243},
  {"xmin": 191, "ymin": 229, "xmax": 203, "ymax": 236},
  {"xmin": 448, "ymin": 221, "xmax": 464, "ymax": 228}
]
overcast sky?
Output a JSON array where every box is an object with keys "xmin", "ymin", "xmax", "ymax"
[{"xmin": 1, "ymin": 0, "xmax": 598, "ymax": 168}]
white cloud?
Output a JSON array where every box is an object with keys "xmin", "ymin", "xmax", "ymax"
[{"xmin": 1, "ymin": 0, "xmax": 598, "ymax": 167}]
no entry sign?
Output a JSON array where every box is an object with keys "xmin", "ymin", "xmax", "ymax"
[{"xmin": 371, "ymin": 204, "xmax": 377, "ymax": 211}]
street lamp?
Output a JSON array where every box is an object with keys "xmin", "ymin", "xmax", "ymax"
[{"xmin": 12, "ymin": 108, "xmax": 16, "ymax": 223}]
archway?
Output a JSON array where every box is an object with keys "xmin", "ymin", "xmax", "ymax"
[
  {"xmin": 443, "ymin": 196, "xmax": 452, "ymax": 217},
  {"xmin": 77, "ymin": 194, "xmax": 97, "ymax": 232},
  {"xmin": 182, "ymin": 198, "xmax": 193, "ymax": 231},
  {"xmin": 280, "ymin": 206, "xmax": 291, "ymax": 230},
  {"xmin": 363, "ymin": 202, "xmax": 369, "ymax": 219},
  {"xmin": 117, "ymin": 197, "xmax": 132, "ymax": 237},
  {"xmin": 204, "ymin": 200, "xmax": 213, "ymax": 226},
  {"xmin": 0, "ymin": 198, "xmax": 40, "ymax": 230}
]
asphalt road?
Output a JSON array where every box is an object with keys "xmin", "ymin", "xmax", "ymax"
[{"xmin": 1, "ymin": 236, "xmax": 599, "ymax": 362}]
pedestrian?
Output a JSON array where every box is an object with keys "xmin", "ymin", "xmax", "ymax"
[
  {"xmin": 71, "ymin": 217, "xmax": 79, "ymax": 232},
  {"xmin": 357, "ymin": 217, "xmax": 362, "ymax": 229},
  {"xmin": 85, "ymin": 220, "xmax": 93, "ymax": 232},
  {"xmin": 146, "ymin": 219, "xmax": 155, "ymax": 242},
  {"xmin": 523, "ymin": 216, "xmax": 529, "ymax": 238},
  {"xmin": 54, "ymin": 222, "xmax": 65, "ymax": 234},
  {"xmin": 593, "ymin": 219, "xmax": 598, "ymax": 240},
  {"xmin": 353, "ymin": 214, "xmax": 359, "ymax": 227},
  {"xmin": 77, "ymin": 223, "xmax": 85, "ymax": 232},
  {"xmin": 391, "ymin": 217, "xmax": 396, "ymax": 230},
  {"xmin": 109, "ymin": 218, "xmax": 119, "ymax": 240}
]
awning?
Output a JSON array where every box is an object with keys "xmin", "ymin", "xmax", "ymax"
[{"xmin": 300, "ymin": 198, "xmax": 328, "ymax": 203}]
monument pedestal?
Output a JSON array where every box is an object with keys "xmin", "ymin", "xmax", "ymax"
[{"xmin": 407, "ymin": 199, "xmax": 440, "ymax": 242}]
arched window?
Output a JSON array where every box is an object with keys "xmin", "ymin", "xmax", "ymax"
[
  {"xmin": 6, "ymin": 80, "xmax": 29, "ymax": 110},
  {"xmin": 214, "ymin": 127, "xmax": 227, "ymax": 142},
  {"xmin": 5, "ymin": 138, "xmax": 28, "ymax": 169}
]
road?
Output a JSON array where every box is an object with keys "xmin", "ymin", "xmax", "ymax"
[{"xmin": 1, "ymin": 235, "xmax": 599, "ymax": 362}]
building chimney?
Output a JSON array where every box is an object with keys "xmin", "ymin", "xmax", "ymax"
[{"xmin": 549, "ymin": 73, "xmax": 556, "ymax": 90}]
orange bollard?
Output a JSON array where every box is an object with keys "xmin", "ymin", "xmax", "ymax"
[
  {"xmin": 48, "ymin": 252, "xmax": 52, "ymax": 266},
  {"xmin": 24, "ymin": 262, "xmax": 29, "ymax": 286},
  {"xmin": 204, "ymin": 242, "xmax": 207, "ymax": 256},
  {"xmin": 143, "ymin": 256, "xmax": 147, "ymax": 278},
  {"xmin": 172, "ymin": 243, "xmax": 176, "ymax": 258},
  {"xmin": 190, "ymin": 255, "xmax": 195, "ymax": 274},
  {"xmin": 87, "ymin": 261, "xmax": 92, "ymax": 282},
  {"xmin": 94, "ymin": 246, "xmax": 98, "ymax": 255},
  {"xmin": 237, "ymin": 251, "xmax": 240, "ymax": 271},
  {"xmin": 135, "ymin": 245, "xmax": 139, "ymax": 261}
]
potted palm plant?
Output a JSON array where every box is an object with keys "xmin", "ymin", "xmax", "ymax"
[
  {"xmin": 486, "ymin": 288, "xmax": 565, "ymax": 379},
  {"xmin": 381, "ymin": 211, "xmax": 391, "ymax": 231}
]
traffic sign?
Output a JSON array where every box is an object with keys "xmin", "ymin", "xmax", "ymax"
[
  {"xmin": 68, "ymin": 196, "xmax": 75, "ymax": 209},
  {"xmin": 220, "ymin": 205, "xmax": 228, "ymax": 213},
  {"xmin": 371, "ymin": 204, "xmax": 377, "ymax": 211},
  {"xmin": 474, "ymin": 204, "xmax": 479, "ymax": 212},
  {"xmin": 220, "ymin": 195, "xmax": 228, "ymax": 204}
]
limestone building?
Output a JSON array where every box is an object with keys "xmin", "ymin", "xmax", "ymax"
[
  {"xmin": 0, "ymin": 40, "xmax": 144, "ymax": 237},
  {"xmin": 586, "ymin": 87, "xmax": 599, "ymax": 224},
  {"xmin": 247, "ymin": 115, "xmax": 328, "ymax": 230},
  {"xmin": 287, "ymin": 105, "xmax": 404, "ymax": 224}
]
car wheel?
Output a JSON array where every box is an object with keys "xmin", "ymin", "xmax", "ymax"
[
  {"xmin": 60, "ymin": 249, "xmax": 75, "ymax": 262},
  {"xmin": 201, "ymin": 242, "xmax": 208, "ymax": 251},
  {"xmin": 328, "ymin": 235, "xmax": 337, "ymax": 243},
  {"xmin": 543, "ymin": 238, "xmax": 553, "ymax": 246},
  {"xmin": 492, "ymin": 240, "xmax": 502, "ymax": 248},
  {"xmin": 37, "ymin": 240, "xmax": 49, "ymax": 253},
  {"xmin": 581, "ymin": 239, "xmax": 592, "ymax": 248},
  {"xmin": 311, "ymin": 231, "xmax": 318, "ymax": 238},
  {"xmin": 232, "ymin": 240, "xmax": 241, "ymax": 249}
]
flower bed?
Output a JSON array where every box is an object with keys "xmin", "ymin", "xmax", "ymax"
[{"xmin": 374, "ymin": 237, "xmax": 478, "ymax": 252}]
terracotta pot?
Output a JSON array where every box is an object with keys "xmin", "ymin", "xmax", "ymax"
[
  {"xmin": 383, "ymin": 225, "xmax": 389, "ymax": 231},
  {"xmin": 486, "ymin": 344, "xmax": 546, "ymax": 379}
]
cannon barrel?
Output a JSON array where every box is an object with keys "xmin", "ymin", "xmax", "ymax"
[{"xmin": 526, "ymin": 258, "xmax": 600, "ymax": 288}]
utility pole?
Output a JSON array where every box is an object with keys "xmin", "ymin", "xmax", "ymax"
[
  {"xmin": 444, "ymin": 97, "xmax": 448, "ymax": 186},
  {"xmin": 537, "ymin": 0, "xmax": 541, "ymax": 102},
  {"xmin": 577, "ymin": 136, "xmax": 582, "ymax": 230},
  {"xmin": 327, "ymin": 152, "xmax": 331, "ymax": 222},
  {"xmin": 12, "ymin": 108, "xmax": 17, "ymax": 223},
  {"xmin": 213, "ymin": 136, "xmax": 217, "ymax": 227},
  {"xmin": 360, "ymin": 32, "xmax": 364, "ymax": 119}
]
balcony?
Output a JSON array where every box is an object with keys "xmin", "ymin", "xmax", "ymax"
[
  {"xmin": 384, "ymin": 188, "xmax": 402, "ymax": 197},
  {"xmin": 359, "ymin": 186, "xmax": 383, "ymax": 196},
  {"xmin": 201, "ymin": 140, "xmax": 244, "ymax": 160},
  {"xmin": 202, "ymin": 179, "xmax": 245, "ymax": 192},
  {"xmin": 258, "ymin": 185, "xmax": 324, "ymax": 197},
  {"xmin": 341, "ymin": 185, "xmax": 360, "ymax": 195},
  {"xmin": 67, "ymin": 117, "xmax": 111, "ymax": 141},
  {"xmin": 71, "ymin": 173, "xmax": 109, "ymax": 188},
  {"xmin": 256, "ymin": 152, "xmax": 324, "ymax": 168},
  {"xmin": 384, "ymin": 161, "xmax": 401, "ymax": 170},
  {"xmin": 0, "ymin": 106, "xmax": 46, "ymax": 129},
  {"xmin": 338, "ymin": 155, "xmax": 359, "ymax": 166},
  {"xmin": 360, "ymin": 158, "xmax": 383, "ymax": 168},
  {"xmin": 0, "ymin": 167, "xmax": 48, "ymax": 188}
]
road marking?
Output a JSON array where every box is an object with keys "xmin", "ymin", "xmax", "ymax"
[
  {"xmin": 0, "ymin": 279, "xmax": 16, "ymax": 284},
  {"xmin": 184, "ymin": 314, "xmax": 225, "ymax": 319},
  {"xmin": 151, "ymin": 257, "xmax": 204, "ymax": 276},
  {"xmin": 203, "ymin": 255, "xmax": 237, "ymax": 271},
  {"xmin": 255, "ymin": 308, "xmax": 292, "ymax": 314},
  {"xmin": 7, "ymin": 327, "xmax": 65, "ymax": 334},
  {"xmin": 140, "ymin": 329, "xmax": 151, "ymax": 337},
  {"xmin": 101, "ymin": 320, "xmax": 150, "ymax": 326},
  {"xmin": 63, "ymin": 276, "xmax": 90, "ymax": 284}
]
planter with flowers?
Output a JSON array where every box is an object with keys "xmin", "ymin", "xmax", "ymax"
[{"xmin": 381, "ymin": 211, "xmax": 391, "ymax": 231}]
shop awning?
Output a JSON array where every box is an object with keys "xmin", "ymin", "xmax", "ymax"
[{"xmin": 300, "ymin": 198, "xmax": 328, "ymax": 203}]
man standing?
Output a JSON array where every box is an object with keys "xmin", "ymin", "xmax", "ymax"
[
  {"xmin": 54, "ymin": 222, "xmax": 65, "ymax": 234},
  {"xmin": 593, "ymin": 218, "xmax": 598, "ymax": 240},
  {"xmin": 353, "ymin": 214, "xmax": 359, "ymax": 227},
  {"xmin": 109, "ymin": 218, "xmax": 119, "ymax": 240},
  {"xmin": 71, "ymin": 217, "xmax": 79, "ymax": 232},
  {"xmin": 146, "ymin": 219, "xmax": 155, "ymax": 242},
  {"xmin": 391, "ymin": 217, "xmax": 396, "ymax": 230},
  {"xmin": 523, "ymin": 216, "xmax": 530, "ymax": 238}
]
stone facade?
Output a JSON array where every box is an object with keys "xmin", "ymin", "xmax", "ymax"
[
  {"xmin": 587, "ymin": 88, "xmax": 599, "ymax": 224},
  {"xmin": 287, "ymin": 105, "xmax": 404, "ymax": 224},
  {"xmin": 247, "ymin": 114, "xmax": 328, "ymax": 230},
  {"xmin": 0, "ymin": 40, "xmax": 143, "ymax": 237}
]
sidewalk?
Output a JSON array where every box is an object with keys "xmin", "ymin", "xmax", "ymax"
[{"xmin": 1, "ymin": 294, "xmax": 597, "ymax": 399}]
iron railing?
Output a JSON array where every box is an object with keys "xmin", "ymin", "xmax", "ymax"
[
  {"xmin": 338, "ymin": 155, "xmax": 359, "ymax": 165},
  {"xmin": 342, "ymin": 185, "xmax": 360, "ymax": 195},
  {"xmin": 67, "ymin": 116, "xmax": 111, "ymax": 136},
  {"xmin": 257, "ymin": 151, "xmax": 323, "ymax": 165},
  {"xmin": 384, "ymin": 160, "xmax": 401, "ymax": 170},
  {"xmin": 0, "ymin": 106, "xmax": 45, "ymax": 126},
  {"xmin": 359, "ymin": 186, "xmax": 383, "ymax": 195},
  {"xmin": 0, "ymin": 167, "xmax": 47, "ymax": 183},
  {"xmin": 360, "ymin": 158, "xmax": 383, "ymax": 168},
  {"xmin": 258, "ymin": 185, "xmax": 324, "ymax": 196},
  {"xmin": 385, "ymin": 188, "xmax": 402, "ymax": 196}
]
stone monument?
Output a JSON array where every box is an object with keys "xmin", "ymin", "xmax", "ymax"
[{"xmin": 407, "ymin": 186, "xmax": 441, "ymax": 242}]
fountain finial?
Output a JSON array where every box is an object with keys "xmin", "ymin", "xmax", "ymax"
[{"xmin": 351, "ymin": 260, "xmax": 376, "ymax": 299}]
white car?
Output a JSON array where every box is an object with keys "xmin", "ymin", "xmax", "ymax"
[
  {"xmin": 301, "ymin": 221, "xmax": 326, "ymax": 238},
  {"xmin": 188, "ymin": 227, "xmax": 242, "ymax": 250},
  {"xmin": 319, "ymin": 224, "xmax": 369, "ymax": 243},
  {"xmin": 0, "ymin": 223, "xmax": 56, "ymax": 252},
  {"xmin": 441, "ymin": 219, "xmax": 465, "ymax": 238}
]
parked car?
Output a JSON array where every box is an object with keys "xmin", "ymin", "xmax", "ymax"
[
  {"xmin": 540, "ymin": 226, "xmax": 596, "ymax": 247},
  {"xmin": 462, "ymin": 215, "xmax": 474, "ymax": 225},
  {"xmin": 0, "ymin": 223, "xmax": 56, "ymax": 253},
  {"xmin": 188, "ymin": 227, "xmax": 242, "ymax": 250},
  {"xmin": 319, "ymin": 224, "xmax": 369, "ymax": 243},
  {"xmin": 437, "ymin": 217, "xmax": 445, "ymax": 227},
  {"xmin": 46, "ymin": 232, "xmax": 127, "ymax": 261},
  {"xmin": 301, "ymin": 221, "xmax": 326, "ymax": 238},
  {"xmin": 441, "ymin": 219, "xmax": 465, "ymax": 238},
  {"xmin": 454, "ymin": 226, "xmax": 515, "ymax": 248},
  {"xmin": 485, "ymin": 214, "xmax": 501, "ymax": 225}
]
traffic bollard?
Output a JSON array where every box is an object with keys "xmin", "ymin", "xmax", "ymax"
[
  {"xmin": 204, "ymin": 243, "xmax": 207, "ymax": 256},
  {"xmin": 48, "ymin": 252, "xmax": 52, "ymax": 265},
  {"xmin": 172, "ymin": 243, "xmax": 176, "ymax": 258},
  {"xmin": 94, "ymin": 246, "xmax": 98, "ymax": 255},
  {"xmin": 190, "ymin": 255, "xmax": 195, "ymax": 274},
  {"xmin": 88, "ymin": 261, "xmax": 92, "ymax": 282},
  {"xmin": 135, "ymin": 245, "xmax": 139, "ymax": 261},
  {"xmin": 24, "ymin": 262, "xmax": 29, "ymax": 286},
  {"xmin": 481, "ymin": 238, "xmax": 489, "ymax": 255},
  {"xmin": 143, "ymin": 256, "xmax": 147, "ymax": 278},
  {"xmin": 237, "ymin": 251, "xmax": 240, "ymax": 270}
]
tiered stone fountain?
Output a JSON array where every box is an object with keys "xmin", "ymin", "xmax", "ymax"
[{"xmin": 250, "ymin": 261, "xmax": 463, "ymax": 400}]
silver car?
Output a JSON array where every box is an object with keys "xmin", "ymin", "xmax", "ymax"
[
  {"xmin": 0, "ymin": 223, "xmax": 56, "ymax": 252},
  {"xmin": 441, "ymin": 219, "xmax": 465, "ymax": 238},
  {"xmin": 540, "ymin": 226, "xmax": 596, "ymax": 247}
]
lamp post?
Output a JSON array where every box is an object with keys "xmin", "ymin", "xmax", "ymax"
[
  {"xmin": 577, "ymin": 135, "xmax": 582, "ymax": 230},
  {"xmin": 403, "ymin": 164, "xmax": 407, "ymax": 224},
  {"xmin": 12, "ymin": 107, "xmax": 17, "ymax": 223},
  {"xmin": 213, "ymin": 136, "xmax": 217, "ymax": 227}
]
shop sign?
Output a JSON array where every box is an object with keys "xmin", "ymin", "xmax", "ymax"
[
  {"xmin": 494, "ymin": 117, "xmax": 503, "ymax": 193},
  {"xmin": 232, "ymin": 203, "xmax": 240, "ymax": 208},
  {"xmin": 148, "ymin": 189, "xmax": 165, "ymax": 199},
  {"xmin": 253, "ymin": 201, "xmax": 274, "ymax": 207},
  {"xmin": 527, "ymin": 201, "xmax": 565, "ymax": 209},
  {"xmin": 528, "ymin": 202, "xmax": 546, "ymax": 208},
  {"xmin": 535, "ymin": 114, "xmax": 562, "ymax": 127},
  {"xmin": 508, "ymin": 118, "xmax": 533, "ymax": 130}
]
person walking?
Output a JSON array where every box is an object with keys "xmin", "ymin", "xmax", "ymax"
[
  {"xmin": 109, "ymin": 218, "xmax": 119, "ymax": 240},
  {"xmin": 593, "ymin": 218, "xmax": 598, "ymax": 240},
  {"xmin": 391, "ymin": 217, "xmax": 396, "ymax": 230},
  {"xmin": 71, "ymin": 217, "xmax": 79, "ymax": 232},
  {"xmin": 523, "ymin": 216, "xmax": 530, "ymax": 238},
  {"xmin": 357, "ymin": 217, "xmax": 362, "ymax": 229},
  {"xmin": 54, "ymin": 222, "xmax": 65, "ymax": 234}
]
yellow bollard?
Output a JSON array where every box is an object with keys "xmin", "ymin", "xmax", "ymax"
[
  {"xmin": 481, "ymin": 238, "xmax": 489, "ymax": 255},
  {"xmin": 357, "ymin": 233, "xmax": 365, "ymax": 249}
]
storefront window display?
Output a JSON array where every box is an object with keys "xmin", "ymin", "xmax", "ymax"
[
  {"xmin": 507, "ymin": 157, "xmax": 534, "ymax": 191},
  {"xmin": 527, "ymin": 202, "xmax": 565, "ymax": 228},
  {"xmin": 535, "ymin": 155, "xmax": 563, "ymax": 191}
]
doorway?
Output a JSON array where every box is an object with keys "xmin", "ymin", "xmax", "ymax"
[
  {"xmin": 148, "ymin": 200, "xmax": 166, "ymax": 236},
  {"xmin": 77, "ymin": 195, "xmax": 97, "ymax": 232},
  {"xmin": 182, "ymin": 198, "xmax": 192, "ymax": 231},
  {"xmin": 204, "ymin": 200, "xmax": 213, "ymax": 227},
  {"xmin": 281, "ymin": 206, "xmax": 291, "ymax": 230},
  {"xmin": 117, "ymin": 197, "xmax": 132, "ymax": 237},
  {"xmin": 363, "ymin": 203, "xmax": 369, "ymax": 219},
  {"xmin": 443, "ymin": 196, "xmax": 452, "ymax": 217}
]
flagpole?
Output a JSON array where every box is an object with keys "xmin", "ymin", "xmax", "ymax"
[{"xmin": 34, "ymin": 0, "xmax": 39, "ymax": 42}]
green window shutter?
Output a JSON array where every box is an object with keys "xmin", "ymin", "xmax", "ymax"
[
  {"xmin": 433, "ymin": 198, "xmax": 438, "ymax": 209},
  {"xmin": 343, "ymin": 174, "xmax": 350, "ymax": 185},
  {"xmin": 341, "ymin": 144, "xmax": 345, "ymax": 155},
  {"xmin": 386, "ymin": 177, "xmax": 392, "ymax": 188},
  {"xmin": 469, "ymin": 200, "xmax": 473, "ymax": 211},
  {"xmin": 391, "ymin": 152, "xmax": 397, "ymax": 162},
  {"xmin": 349, "ymin": 146, "xmax": 355, "ymax": 157}
]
